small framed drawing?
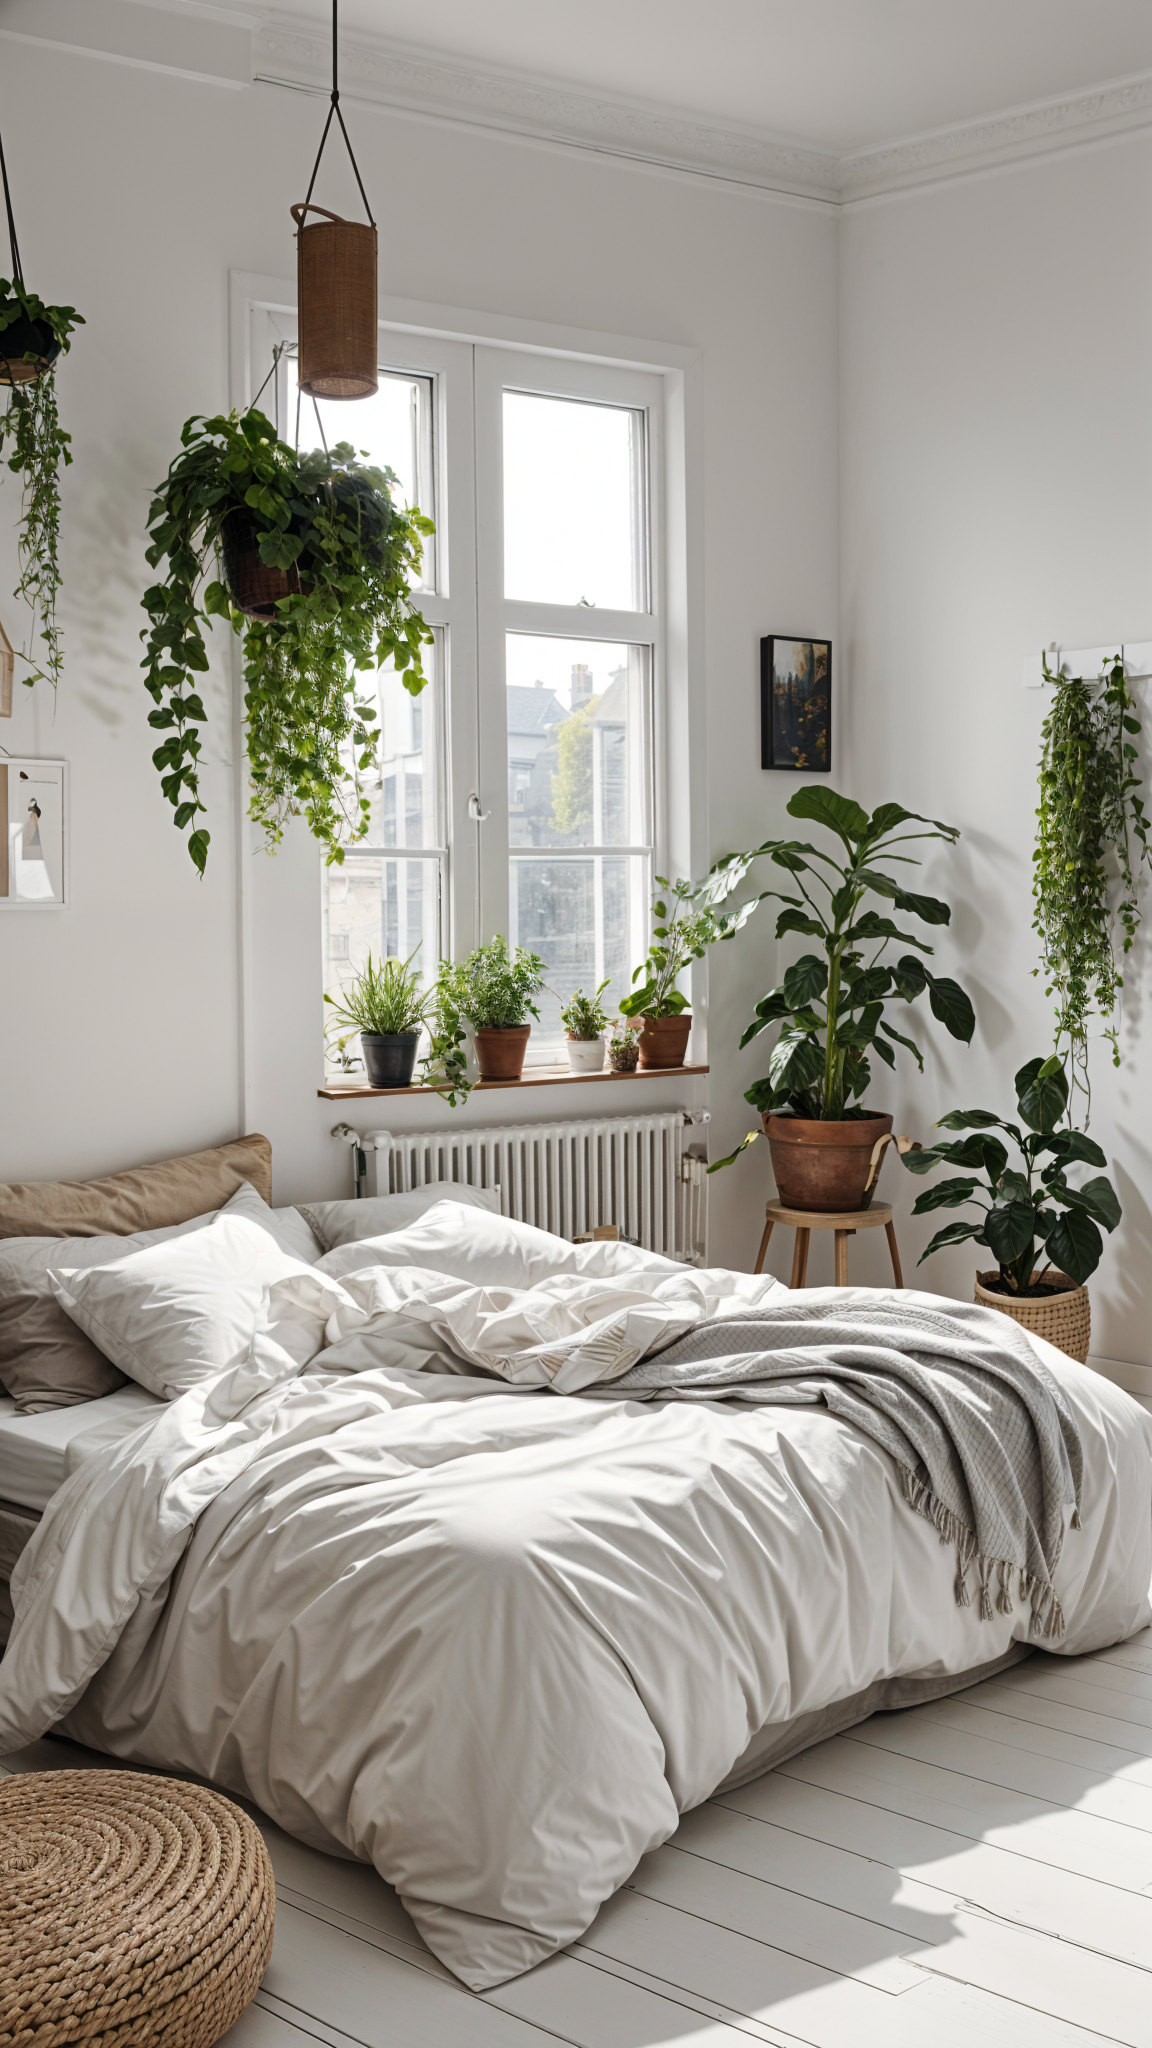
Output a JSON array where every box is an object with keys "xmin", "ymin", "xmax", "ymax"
[
  {"xmin": 761, "ymin": 636, "xmax": 831, "ymax": 772},
  {"xmin": 0, "ymin": 758, "xmax": 67, "ymax": 906}
]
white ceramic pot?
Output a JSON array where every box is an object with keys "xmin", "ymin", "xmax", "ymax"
[{"xmin": 566, "ymin": 1035, "xmax": 606, "ymax": 1074}]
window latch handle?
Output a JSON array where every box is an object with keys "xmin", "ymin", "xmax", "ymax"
[{"xmin": 468, "ymin": 792, "xmax": 490, "ymax": 824}]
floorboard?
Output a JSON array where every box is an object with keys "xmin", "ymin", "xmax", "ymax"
[{"xmin": 4, "ymin": 1629, "xmax": 1152, "ymax": 2047}]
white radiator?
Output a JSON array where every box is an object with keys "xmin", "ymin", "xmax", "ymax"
[{"xmin": 337, "ymin": 1112, "xmax": 708, "ymax": 1262}]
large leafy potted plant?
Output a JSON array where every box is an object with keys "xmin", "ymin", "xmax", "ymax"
[
  {"xmin": 619, "ymin": 875, "xmax": 761, "ymax": 1068},
  {"xmin": 900, "ymin": 1054, "xmax": 1120, "ymax": 1364},
  {"xmin": 1, "ymin": 279, "xmax": 83, "ymax": 692},
  {"xmin": 707, "ymin": 787, "xmax": 975, "ymax": 1210},
  {"xmin": 140, "ymin": 407, "xmax": 434, "ymax": 875},
  {"xmin": 324, "ymin": 949, "xmax": 435, "ymax": 1089},
  {"xmin": 433, "ymin": 937, "xmax": 549, "ymax": 1082}
]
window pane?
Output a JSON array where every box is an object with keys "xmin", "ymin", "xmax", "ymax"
[
  {"xmin": 364, "ymin": 660, "xmax": 440, "ymax": 850},
  {"xmin": 506, "ymin": 636, "xmax": 648, "ymax": 849},
  {"xmin": 503, "ymin": 392, "xmax": 645, "ymax": 608},
  {"xmin": 509, "ymin": 853, "xmax": 649, "ymax": 1063},
  {"xmin": 287, "ymin": 357, "xmax": 435, "ymax": 589}
]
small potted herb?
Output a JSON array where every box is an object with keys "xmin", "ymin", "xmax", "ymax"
[
  {"xmin": 324, "ymin": 950, "xmax": 434, "ymax": 1088},
  {"xmin": 559, "ymin": 980, "xmax": 611, "ymax": 1072},
  {"xmin": 434, "ymin": 937, "xmax": 549, "ymax": 1082},
  {"xmin": 901, "ymin": 1054, "xmax": 1121, "ymax": 1363},
  {"xmin": 0, "ymin": 279, "xmax": 84, "ymax": 692},
  {"xmin": 609, "ymin": 1021, "xmax": 641, "ymax": 1073},
  {"xmin": 619, "ymin": 875, "xmax": 756, "ymax": 1068}
]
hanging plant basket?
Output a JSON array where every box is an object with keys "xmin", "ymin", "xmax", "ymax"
[
  {"xmin": 220, "ymin": 509, "xmax": 305, "ymax": 620},
  {"xmin": 293, "ymin": 204, "xmax": 378, "ymax": 401},
  {"xmin": 0, "ymin": 312, "xmax": 62, "ymax": 387}
]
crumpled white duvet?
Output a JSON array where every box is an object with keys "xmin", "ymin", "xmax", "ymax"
[{"xmin": 0, "ymin": 1206, "xmax": 1149, "ymax": 1991}]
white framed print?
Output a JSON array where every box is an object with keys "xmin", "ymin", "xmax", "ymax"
[{"xmin": 1, "ymin": 757, "xmax": 67, "ymax": 907}]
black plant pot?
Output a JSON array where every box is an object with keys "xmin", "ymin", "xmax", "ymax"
[
  {"xmin": 0, "ymin": 315, "xmax": 62, "ymax": 386},
  {"xmin": 361, "ymin": 1032, "xmax": 420, "ymax": 1088},
  {"xmin": 220, "ymin": 509, "xmax": 306, "ymax": 620}
]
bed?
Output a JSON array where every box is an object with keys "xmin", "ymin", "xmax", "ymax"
[{"xmin": 0, "ymin": 1153, "xmax": 1149, "ymax": 1996}]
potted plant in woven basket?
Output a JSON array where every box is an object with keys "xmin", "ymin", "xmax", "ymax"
[
  {"xmin": 140, "ymin": 406, "xmax": 433, "ymax": 874},
  {"xmin": 431, "ymin": 937, "xmax": 549, "ymax": 1083},
  {"xmin": 619, "ymin": 875, "xmax": 760, "ymax": 1068},
  {"xmin": 324, "ymin": 948, "xmax": 435, "ymax": 1088},
  {"xmin": 900, "ymin": 1055, "xmax": 1120, "ymax": 1363},
  {"xmin": 560, "ymin": 980, "xmax": 611, "ymax": 1072},
  {"xmin": 706, "ymin": 786, "xmax": 976, "ymax": 1211}
]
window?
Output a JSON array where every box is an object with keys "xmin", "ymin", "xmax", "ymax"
[{"xmin": 265, "ymin": 323, "xmax": 665, "ymax": 1071}]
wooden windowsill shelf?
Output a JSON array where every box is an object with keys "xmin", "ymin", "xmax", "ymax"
[{"xmin": 318, "ymin": 1063, "xmax": 709, "ymax": 1101}]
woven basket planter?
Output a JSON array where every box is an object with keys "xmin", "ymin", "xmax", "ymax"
[
  {"xmin": 0, "ymin": 1769, "xmax": 275, "ymax": 2048},
  {"xmin": 975, "ymin": 1269, "xmax": 1091, "ymax": 1364}
]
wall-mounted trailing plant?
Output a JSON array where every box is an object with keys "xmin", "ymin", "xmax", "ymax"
[
  {"xmin": 0, "ymin": 240, "xmax": 84, "ymax": 691},
  {"xmin": 1033, "ymin": 653, "xmax": 1151, "ymax": 1111},
  {"xmin": 141, "ymin": 407, "xmax": 433, "ymax": 874}
]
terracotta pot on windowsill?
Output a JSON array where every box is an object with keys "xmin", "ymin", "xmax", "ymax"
[
  {"xmin": 473, "ymin": 1024, "xmax": 531, "ymax": 1082},
  {"xmin": 637, "ymin": 1014, "xmax": 691, "ymax": 1069},
  {"xmin": 764, "ymin": 1110, "xmax": 894, "ymax": 1213}
]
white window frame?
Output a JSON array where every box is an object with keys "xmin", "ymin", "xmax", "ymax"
[{"xmin": 229, "ymin": 274, "xmax": 703, "ymax": 1117}]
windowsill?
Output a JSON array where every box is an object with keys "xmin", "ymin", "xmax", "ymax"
[{"xmin": 318, "ymin": 1063, "xmax": 709, "ymax": 1100}]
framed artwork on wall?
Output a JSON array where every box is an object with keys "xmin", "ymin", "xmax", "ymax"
[
  {"xmin": 0, "ymin": 758, "xmax": 67, "ymax": 906},
  {"xmin": 761, "ymin": 635, "xmax": 831, "ymax": 772}
]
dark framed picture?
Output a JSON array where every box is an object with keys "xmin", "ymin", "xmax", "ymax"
[{"xmin": 761, "ymin": 636, "xmax": 831, "ymax": 772}]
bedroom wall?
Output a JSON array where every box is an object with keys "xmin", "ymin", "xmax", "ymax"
[
  {"xmin": 0, "ymin": 33, "xmax": 838, "ymax": 1251},
  {"xmin": 838, "ymin": 133, "xmax": 1152, "ymax": 1363}
]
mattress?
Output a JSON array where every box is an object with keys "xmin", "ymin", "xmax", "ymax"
[{"xmin": 0, "ymin": 1384, "xmax": 165, "ymax": 1513}]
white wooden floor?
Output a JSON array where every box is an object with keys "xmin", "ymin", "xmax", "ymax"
[{"xmin": 4, "ymin": 1629, "xmax": 1152, "ymax": 2048}]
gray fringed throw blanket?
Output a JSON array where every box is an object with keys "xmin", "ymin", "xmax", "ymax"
[{"xmin": 594, "ymin": 1294, "xmax": 1083, "ymax": 1638}]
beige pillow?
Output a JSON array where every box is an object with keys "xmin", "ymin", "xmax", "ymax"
[
  {"xmin": 49, "ymin": 1207, "xmax": 329, "ymax": 1401},
  {"xmin": 0, "ymin": 1134, "xmax": 272, "ymax": 1239},
  {"xmin": 0, "ymin": 1182, "xmax": 297, "ymax": 1416},
  {"xmin": 299, "ymin": 1184, "xmax": 501, "ymax": 1252}
]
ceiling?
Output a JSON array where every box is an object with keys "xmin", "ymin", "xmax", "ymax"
[{"xmin": 230, "ymin": 0, "xmax": 1152, "ymax": 156}]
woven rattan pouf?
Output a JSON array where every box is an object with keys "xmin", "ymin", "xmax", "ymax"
[{"xmin": 0, "ymin": 1770, "xmax": 275, "ymax": 2048}]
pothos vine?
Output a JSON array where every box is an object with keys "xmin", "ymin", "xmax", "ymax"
[
  {"xmin": 0, "ymin": 281, "xmax": 84, "ymax": 691},
  {"xmin": 1033, "ymin": 652, "xmax": 1151, "ymax": 1112}
]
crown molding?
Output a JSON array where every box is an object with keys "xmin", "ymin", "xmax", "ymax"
[{"xmin": 252, "ymin": 18, "xmax": 842, "ymax": 200}]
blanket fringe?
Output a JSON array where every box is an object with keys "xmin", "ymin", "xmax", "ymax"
[{"xmin": 898, "ymin": 1463, "xmax": 1066, "ymax": 1639}]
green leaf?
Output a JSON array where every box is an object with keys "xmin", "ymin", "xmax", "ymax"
[
  {"xmin": 1059, "ymin": 1175, "xmax": 1122, "ymax": 1231},
  {"xmin": 939, "ymin": 1132, "xmax": 1008, "ymax": 1180},
  {"xmin": 782, "ymin": 955, "xmax": 828, "ymax": 1006},
  {"xmin": 867, "ymin": 802, "xmax": 961, "ymax": 844},
  {"xmin": 767, "ymin": 1029, "xmax": 824, "ymax": 1094},
  {"xmin": 925, "ymin": 973, "xmax": 976, "ymax": 1043},
  {"xmin": 845, "ymin": 911, "xmax": 933, "ymax": 952},
  {"xmin": 1035, "ymin": 1129, "xmax": 1108, "ymax": 1168},
  {"xmin": 1043, "ymin": 1210, "xmax": 1104, "ymax": 1285},
  {"xmin": 786, "ymin": 785, "xmax": 870, "ymax": 843},
  {"xmin": 918, "ymin": 1219, "xmax": 986, "ymax": 1262},
  {"xmin": 890, "ymin": 954, "xmax": 928, "ymax": 1000},
  {"xmin": 856, "ymin": 871, "xmax": 952, "ymax": 925},
  {"xmin": 706, "ymin": 1130, "xmax": 762, "ymax": 1173},
  {"xmin": 775, "ymin": 907, "xmax": 826, "ymax": 941},
  {"xmin": 996, "ymin": 1169, "xmax": 1032, "ymax": 1204},
  {"xmin": 984, "ymin": 1200, "xmax": 1037, "ymax": 1265},
  {"xmin": 936, "ymin": 1108, "xmax": 1012, "ymax": 1131},
  {"xmin": 187, "ymin": 829, "xmax": 210, "ymax": 875},
  {"xmin": 878, "ymin": 1017, "xmax": 923, "ymax": 1069},
  {"xmin": 1017, "ymin": 1059, "xmax": 1068, "ymax": 1133},
  {"xmin": 911, "ymin": 1177, "xmax": 982, "ymax": 1213}
]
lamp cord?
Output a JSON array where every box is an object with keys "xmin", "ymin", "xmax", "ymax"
[{"xmin": 301, "ymin": 0, "xmax": 375, "ymax": 227}]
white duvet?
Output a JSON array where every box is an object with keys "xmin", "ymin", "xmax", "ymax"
[{"xmin": 1, "ymin": 1204, "xmax": 1149, "ymax": 1991}]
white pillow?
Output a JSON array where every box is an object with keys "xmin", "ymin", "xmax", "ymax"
[
  {"xmin": 49, "ymin": 1207, "xmax": 329, "ymax": 1401},
  {"xmin": 298, "ymin": 1183, "xmax": 500, "ymax": 1252},
  {"xmin": 314, "ymin": 1199, "xmax": 681, "ymax": 1288},
  {"xmin": 217, "ymin": 1179, "xmax": 322, "ymax": 1264}
]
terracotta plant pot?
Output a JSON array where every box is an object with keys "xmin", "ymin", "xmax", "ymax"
[
  {"xmin": 566, "ymin": 1035, "xmax": 606, "ymax": 1074},
  {"xmin": 221, "ymin": 510, "xmax": 303, "ymax": 620},
  {"xmin": 473, "ymin": 1024, "xmax": 531, "ymax": 1082},
  {"xmin": 974, "ymin": 1270, "xmax": 1090, "ymax": 1364},
  {"xmin": 637, "ymin": 1014, "xmax": 691, "ymax": 1070},
  {"xmin": 764, "ymin": 1111, "xmax": 894, "ymax": 1213}
]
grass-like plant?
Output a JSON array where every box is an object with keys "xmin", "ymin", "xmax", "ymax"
[
  {"xmin": 902, "ymin": 1054, "xmax": 1121, "ymax": 1290},
  {"xmin": 559, "ymin": 979, "xmax": 611, "ymax": 1038},
  {"xmin": 141, "ymin": 407, "xmax": 433, "ymax": 874},
  {"xmin": 0, "ymin": 279, "xmax": 84, "ymax": 691},
  {"xmin": 324, "ymin": 949, "xmax": 433, "ymax": 1041},
  {"xmin": 1034, "ymin": 654, "xmax": 1151, "ymax": 1112}
]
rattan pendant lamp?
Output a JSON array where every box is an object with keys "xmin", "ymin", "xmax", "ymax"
[{"xmin": 291, "ymin": 0, "xmax": 378, "ymax": 400}]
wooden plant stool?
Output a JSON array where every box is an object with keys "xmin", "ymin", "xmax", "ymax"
[{"xmin": 754, "ymin": 1200, "xmax": 904, "ymax": 1290}]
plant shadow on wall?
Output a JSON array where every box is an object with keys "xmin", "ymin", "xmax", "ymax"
[
  {"xmin": 705, "ymin": 786, "xmax": 976, "ymax": 1213},
  {"xmin": 140, "ymin": 398, "xmax": 434, "ymax": 874}
]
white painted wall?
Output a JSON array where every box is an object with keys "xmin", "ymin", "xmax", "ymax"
[
  {"xmin": 0, "ymin": 36, "xmax": 838, "ymax": 1246},
  {"xmin": 839, "ymin": 135, "xmax": 1152, "ymax": 1358}
]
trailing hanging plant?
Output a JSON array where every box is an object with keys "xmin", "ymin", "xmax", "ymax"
[
  {"xmin": 0, "ymin": 270, "xmax": 84, "ymax": 691},
  {"xmin": 141, "ymin": 407, "xmax": 434, "ymax": 874},
  {"xmin": 1033, "ymin": 653, "xmax": 1150, "ymax": 1111}
]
